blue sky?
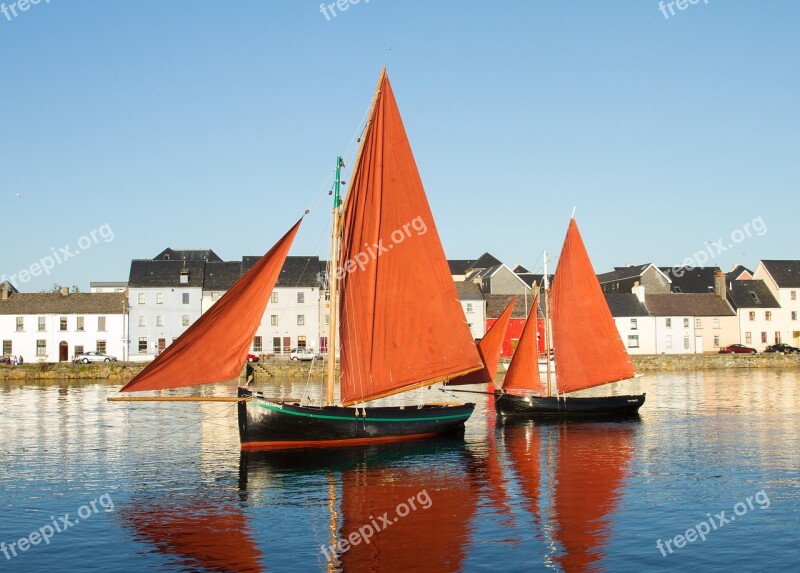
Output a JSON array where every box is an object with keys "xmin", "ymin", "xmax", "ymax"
[{"xmin": 2, "ymin": 0, "xmax": 797, "ymax": 291}]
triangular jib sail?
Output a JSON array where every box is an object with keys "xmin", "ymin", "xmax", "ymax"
[
  {"xmin": 502, "ymin": 292, "xmax": 545, "ymax": 394},
  {"xmin": 337, "ymin": 70, "xmax": 482, "ymax": 406},
  {"xmin": 120, "ymin": 220, "xmax": 302, "ymax": 393}
]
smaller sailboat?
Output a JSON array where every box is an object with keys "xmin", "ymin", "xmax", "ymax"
[{"xmin": 495, "ymin": 218, "xmax": 645, "ymax": 417}]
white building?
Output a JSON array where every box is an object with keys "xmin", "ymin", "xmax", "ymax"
[
  {"xmin": 645, "ymin": 291, "xmax": 738, "ymax": 353},
  {"xmin": 455, "ymin": 281, "xmax": 486, "ymax": 339},
  {"xmin": 725, "ymin": 279, "xmax": 781, "ymax": 350},
  {"xmin": 753, "ymin": 260, "xmax": 800, "ymax": 347},
  {"xmin": 0, "ymin": 285, "xmax": 127, "ymax": 362},
  {"xmin": 606, "ymin": 289, "xmax": 657, "ymax": 354},
  {"xmin": 90, "ymin": 281, "xmax": 128, "ymax": 293}
]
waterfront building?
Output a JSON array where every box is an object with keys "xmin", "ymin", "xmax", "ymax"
[
  {"xmin": 606, "ymin": 288, "xmax": 657, "ymax": 354},
  {"xmin": 725, "ymin": 277, "xmax": 781, "ymax": 350},
  {"xmin": 644, "ymin": 290, "xmax": 737, "ymax": 353},
  {"xmin": 455, "ymin": 281, "xmax": 486, "ymax": 339},
  {"xmin": 598, "ymin": 263, "xmax": 671, "ymax": 295},
  {"xmin": 753, "ymin": 260, "xmax": 800, "ymax": 347}
]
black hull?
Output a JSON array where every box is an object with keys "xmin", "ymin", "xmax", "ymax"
[
  {"xmin": 495, "ymin": 391, "xmax": 645, "ymax": 419},
  {"xmin": 237, "ymin": 388, "xmax": 475, "ymax": 450}
]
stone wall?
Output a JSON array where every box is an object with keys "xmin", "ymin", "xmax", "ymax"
[{"xmin": 630, "ymin": 353, "xmax": 800, "ymax": 371}]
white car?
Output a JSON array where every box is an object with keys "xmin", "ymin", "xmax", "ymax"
[
  {"xmin": 75, "ymin": 351, "xmax": 117, "ymax": 363},
  {"xmin": 289, "ymin": 348, "xmax": 320, "ymax": 361}
]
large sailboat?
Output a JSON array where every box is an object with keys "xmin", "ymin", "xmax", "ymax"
[
  {"xmin": 115, "ymin": 70, "xmax": 483, "ymax": 449},
  {"xmin": 495, "ymin": 218, "xmax": 645, "ymax": 417}
]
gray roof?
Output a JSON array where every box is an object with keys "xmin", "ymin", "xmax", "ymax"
[
  {"xmin": 727, "ymin": 280, "xmax": 780, "ymax": 310},
  {"xmin": 512, "ymin": 264, "xmax": 529, "ymax": 273},
  {"xmin": 203, "ymin": 261, "xmax": 243, "ymax": 291},
  {"xmin": 470, "ymin": 252, "xmax": 502, "ymax": 270},
  {"xmin": 154, "ymin": 248, "xmax": 222, "ymax": 262},
  {"xmin": 485, "ymin": 294, "xmax": 538, "ymax": 319},
  {"xmin": 0, "ymin": 292, "xmax": 126, "ymax": 315},
  {"xmin": 644, "ymin": 294, "xmax": 735, "ymax": 317},
  {"xmin": 448, "ymin": 259, "xmax": 474, "ymax": 275},
  {"xmin": 244, "ymin": 256, "xmax": 321, "ymax": 288},
  {"xmin": 760, "ymin": 260, "xmax": 800, "ymax": 288},
  {"xmin": 455, "ymin": 281, "xmax": 484, "ymax": 301},
  {"xmin": 597, "ymin": 263, "xmax": 653, "ymax": 284},
  {"xmin": 659, "ymin": 266, "xmax": 720, "ymax": 293},
  {"xmin": 128, "ymin": 260, "xmax": 207, "ymax": 288},
  {"xmin": 605, "ymin": 294, "xmax": 651, "ymax": 317}
]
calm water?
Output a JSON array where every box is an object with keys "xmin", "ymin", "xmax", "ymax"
[{"xmin": 1, "ymin": 370, "xmax": 798, "ymax": 572}]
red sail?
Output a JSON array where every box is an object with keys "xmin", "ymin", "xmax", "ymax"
[
  {"xmin": 552, "ymin": 424, "xmax": 635, "ymax": 573},
  {"xmin": 120, "ymin": 220, "xmax": 302, "ymax": 392},
  {"xmin": 449, "ymin": 297, "xmax": 516, "ymax": 386},
  {"xmin": 551, "ymin": 219, "xmax": 634, "ymax": 393},
  {"xmin": 337, "ymin": 71, "xmax": 482, "ymax": 405},
  {"xmin": 502, "ymin": 293, "xmax": 545, "ymax": 394}
]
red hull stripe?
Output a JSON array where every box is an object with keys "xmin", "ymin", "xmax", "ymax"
[{"xmin": 240, "ymin": 432, "xmax": 439, "ymax": 451}]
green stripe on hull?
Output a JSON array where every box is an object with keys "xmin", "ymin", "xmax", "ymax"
[{"xmin": 252, "ymin": 401, "xmax": 471, "ymax": 423}]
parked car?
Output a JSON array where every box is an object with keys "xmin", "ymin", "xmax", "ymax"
[
  {"xmin": 764, "ymin": 343, "xmax": 800, "ymax": 354},
  {"xmin": 247, "ymin": 353, "xmax": 260, "ymax": 363},
  {"xmin": 75, "ymin": 351, "xmax": 118, "ymax": 363},
  {"xmin": 289, "ymin": 347, "xmax": 321, "ymax": 361},
  {"xmin": 718, "ymin": 344, "xmax": 757, "ymax": 354}
]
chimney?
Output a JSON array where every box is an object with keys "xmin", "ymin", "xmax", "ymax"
[
  {"xmin": 1, "ymin": 284, "xmax": 8, "ymax": 300},
  {"xmin": 714, "ymin": 271, "xmax": 726, "ymax": 299},
  {"xmin": 61, "ymin": 286, "xmax": 69, "ymax": 296},
  {"xmin": 632, "ymin": 284, "xmax": 646, "ymax": 303}
]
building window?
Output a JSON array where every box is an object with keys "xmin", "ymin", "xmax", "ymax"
[
  {"xmin": 97, "ymin": 340, "xmax": 106, "ymax": 353},
  {"xmin": 630, "ymin": 318, "xmax": 638, "ymax": 330},
  {"xmin": 271, "ymin": 315, "xmax": 279, "ymax": 326},
  {"xmin": 713, "ymin": 335, "xmax": 720, "ymax": 347},
  {"xmin": 182, "ymin": 315, "xmax": 190, "ymax": 327},
  {"xmin": 713, "ymin": 318, "xmax": 720, "ymax": 329},
  {"xmin": 297, "ymin": 315, "xmax": 305, "ymax": 326},
  {"xmin": 15, "ymin": 317, "xmax": 23, "ymax": 332},
  {"xmin": 253, "ymin": 336, "xmax": 263, "ymax": 352},
  {"xmin": 775, "ymin": 332, "xmax": 781, "ymax": 344},
  {"xmin": 695, "ymin": 318, "xmax": 702, "ymax": 328},
  {"xmin": 792, "ymin": 291, "xmax": 797, "ymax": 301},
  {"xmin": 138, "ymin": 293, "xmax": 145, "ymax": 304},
  {"xmin": 466, "ymin": 303, "xmax": 474, "ymax": 313},
  {"xmin": 297, "ymin": 335, "xmax": 307, "ymax": 348},
  {"xmin": 627, "ymin": 335, "xmax": 639, "ymax": 348},
  {"xmin": 182, "ymin": 293, "xmax": 190, "ymax": 304},
  {"xmin": 665, "ymin": 318, "xmax": 672, "ymax": 328},
  {"xmin": 138, "ymin": 316, "xmax": 145, "ymax": 327},
  {"xmin": 156, "ymin": 293, "xmax": 164, "ymax": 304},
  {"xmin": 60, "ymin": 317, "xmax": 68, "ymax": 331},
  {"xmin": 77, "ymin": 316, "xmax": 84, "ymax": 331},
  {"xmin": 749, "ymin": 311, "xmax": 756, "ymax": 321},
  {"xmin": 745, "ymin": 332, "xmax": 752, "ymax": 344},
  {"xmin": 2, "ymin": 340, "xmax": 11, "ymax": 355},
  {"xmin": 765, "ymin": 311, "xmax": 772, "ymax": 321},
  {"xmin": 793, "ymin": 311, "xmax": 798, "ymax": 321},
  {"xmin": 36, "ymin": 340, "xmax": 46, "ymax": 356},
  {"xmin": 273, "ymin": 337, "xmax": 281, "ymax": 353},
  {"xmin": 761, "ymin": 332, "xmax": 767, "ymax": 343},
  {"xmin": 38, "ymin": 317, "xmax": 46, "ymax": 331},
  {"xmin": 683, "ymin": 336, "xmax": 690, "ymax": 350},
  {"xmin": 325, "ymin": 313, "xmax": 330, "ymax": 326},
  {"xmin": 297, "ymin": 292, "xmax": 304, "ymax": 304},
  {"xmin": 74, "ymin": 345, "xmax": 84, "ymax": 356},
  {"xmin": 138, "ymin": 337, "xmax": 148, "ymax": 353},
  {"xmin": 683, "ymin": 318, "xmax": 690, "ymax": 328},
  {"xmin": 156, "ymin": 315, "xmax": 163, "ymax": 327},
  {"xmin": 98, "ymin": 316, "xmax": 106, "ymax": 332},
  {"xmin": 271, "ymin": 292, "xmax": 278, "ymax": 303},
  {"xmin": 666, "ymin": 335, "xmax": 673, "ymax": 349}
]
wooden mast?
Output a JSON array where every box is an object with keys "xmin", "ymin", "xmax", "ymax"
[
  {"xmin": 325, "ymin": 157, "xmax": 343, "ymax": 406},
  {"xmin": 543, "ymin": 251, "xmax": 554, "ymax": 397}
]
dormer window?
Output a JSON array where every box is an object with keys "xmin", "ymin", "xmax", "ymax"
[{"xmin": 180, "ymin": 269, "xmax": 189, "ymax": 284}]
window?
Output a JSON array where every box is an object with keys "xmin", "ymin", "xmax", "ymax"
[
  {"xmin": 683, "ymin": 318, "xmax": 690, "ymax": 328},
  {"xmin": 297, "ymin": 315, "xmax": 305, "ymax": 326},
  {"xmin": 793, "ymin": 311, "xmax": 798, "ymax": 321},
  {"xmin": 60, "ymin": 317, "xmax": 68, "ymax": 331},
  {"xmin": 297, "ymin": 335, "xmax": 307, "ymax": 348},
  {"xmin": 792, "ymin": 291, "xmax": 797, "ymax": 301},
  {"xmin": 745, "ymin": 332, "xmax": 752, "ymax": 344},
  {"xmin": 673, "ymin": 287, "xmax": 683, "ymax": 293},
  {"xmin": 182, "ymin": 293, "xmax": 190, "ymax": 304},
  {"xmin": 253, "ymin": 336, "xmax": 263, "ymax": 352},
  {"xmin": 761, "ymin": 332, "xmax": 768, "ymax": 343},
  {"xmin": 36, "ymin": 340, "xmax": 46, "ymax": 356},
  {"xmin": 713, "ymin": 318, "xmax": 720, "ymax": 329},
  {"xmin": 273, "ymin": 337, "xmax": 281, "ymax": 353},
  {"xmin": 666, "ymin": 335, "xmax": 673, "ymax": 349},
  {"xmin": 765, "ymin": 311, "xmax": 772, "ymax": 321},
  {"xmin": 297, "ymin": 292, "xmax": 304, "ymax": 304},
  {"xmin": 15, "ymin": 317, "xmax": 23, "ymax": 332},
  {"xmin": 271, "ymin": 315, "xmax": 279, "ymax": 326},
  {"xmin": 2, "ymin": 340, "xmax": 11, "ymax": 355},
  {"xmin": 775, "ymin": 332, "xmax": 781, "ymax": 344},
  {"xmin": 74, "ymin": 345, "xmax": 84, "ymax": 356},
  {"xmin": 138, "ymin": 293, "xmax": 145, "ymax": 304},
  {"xmin": 466, "ymin": 303, "xmax": 474, "ymax": 313},
  {"xmin": 96, "ymin": 340, "xmax": 106, "ymax": 353},
  {"xmin": 156, "ymin": 315, "xmax": 163, "ymax": 327},
  {"xmin": 665, "ymin": 318, "xmax": 672, "ymax": 328},
  {"xmin": 77, "ymin": 316, "xmax": 84, "ymax": 331},
  {"xmin": 627, "ymin": 335, "xmax": 639, "ymax": 348},
  {"xmin": 695, "ymin": 318, "xmax": 702, "ymax": 328},
  {"xmin": 38, "ymin": 317, "xmax": 46, "ymax": 331},
  {"xmin": 138, "ymin": 316, "xmax": 145, "ymax": 327},
  {"xmin": 713, "ymin": 335, "xmax": 720, "ymax": 347},
  {"xmin": 156, "ymin": 293, "xmax": 164, "ymax": 304},
  {"xmin": 98, "ymin": 316, "xmax": 106, "ymax": 332},
  {"xmin": 179, "ymin": 269, "xmax": 189, "ymax": 284},
  {"xmin": 325, "ymin": 313, "xmax": 330, "ymax": 326},
  {"xmin": 271, "ymin": 292, "xmax": 278, "ymax": 304},
  {"xmin": 683, "ymin": 336, "xmax": 690, "ymax": 350},
  {"xmin": 630, "ymin": 318, "xmax": 638, "ymax": 330},
  {"xmin": 749, "ymin": 311, "xmax": 756, "ymax": 321},
  {"xmin": 182, "ymin": 315, "xmax": 190, "ymax": 327},
  {"xmin": 138, "ymin": 337, "xmax": 148, "ymax": 353}
]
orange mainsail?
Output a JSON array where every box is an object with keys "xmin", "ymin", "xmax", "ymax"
[
  {"xmin": 502, "ymin": 293, "xmax": 545, "ymax": 394},
  {"xmin": 337, "ymin": 71, "xmax": 482, "ymax": 405},
  {"xmin": 449, "ymin": 296, "xmax": 516, "ymax": 386},
  {"xmin": 120, "ymin": 220, "xmax": 302, "ymax": 392},
  {"xmin": 551, "ymin": 219, "xmax": 634, "ymax": 394}
]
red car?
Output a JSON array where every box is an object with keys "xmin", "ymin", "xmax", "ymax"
[
  {"xmin": 719, "ymin": 344, "xmax": 757, "ymax": 354},
  {"xmin": 247, "ymin": 353, "xmax": 260, "ymax": 362}
]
